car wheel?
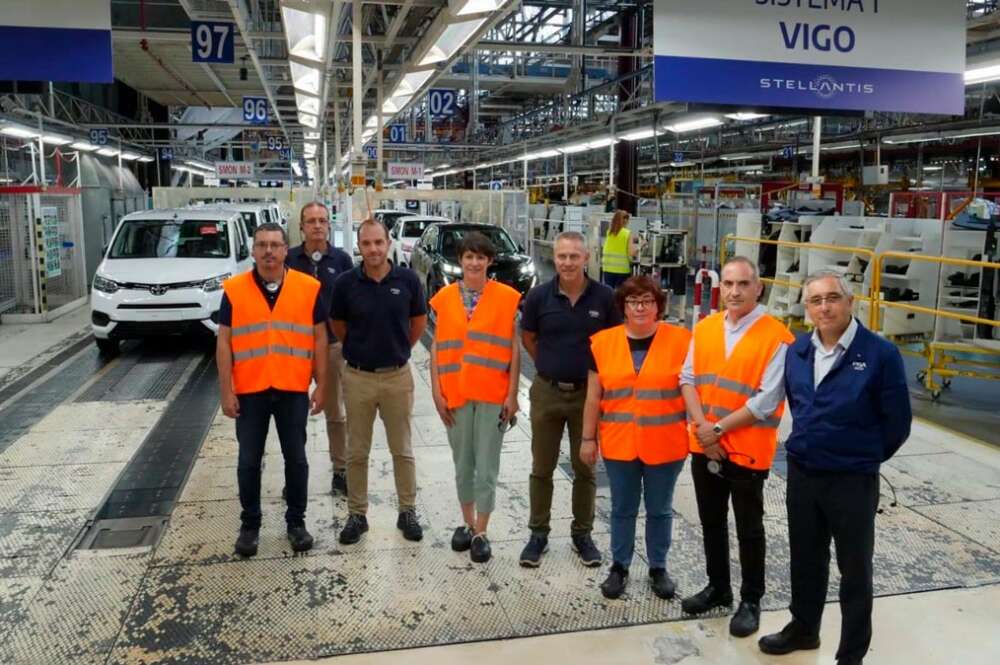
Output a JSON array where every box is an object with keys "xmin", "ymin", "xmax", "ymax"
[{"xmin": 96, "ymin": 337, "xmax": 119, "ymax": 357}]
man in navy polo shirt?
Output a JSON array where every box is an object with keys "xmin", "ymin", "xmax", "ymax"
[
  {"xmin": 759, "ymin": 270, "xmax": 911, "ymax": 665},
  {"xmin": 330, "ymin": 218, "xmax": 427, "ymax": 545},
  {"xmin": 286, "ymin": 201, "xmax": 354, "ymax": 495},
  {"xmin": 518, "ymin": 231, "xmax": 622, "ymax": 568}
]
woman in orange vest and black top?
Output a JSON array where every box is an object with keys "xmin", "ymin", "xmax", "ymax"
[
  {"xmin": 430, "ymin": 232, "xmax": 521, "ymax": 564},
  {"xmin": 580, "ymin": 275, "xmax": 691, "ymax": 600}
]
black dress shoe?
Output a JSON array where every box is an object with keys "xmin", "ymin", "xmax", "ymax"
[
  {"xmin": 681, "ymin": 584, "xmax": 733, "ymax": 614},
  {"xmin": 451, "ymin": 526, "xmax": 473, "ymax": 552},
  {"xmin": 758, "ymin": 620, "xmax": 821, "ymax": 655},
  {"xmin": 396, "ymin": 509, "xmax": 423, "ymax": 542},
  {"xmin": 729, "ymin": 600, "xmax": 761, "ymax": 637},
  {"xmin": 600, "ymin": 563, "xmax": 629, "ymax": 599},
  {"xmin": 649, "ymin": 568, "xmax": 676, "ymax": 599},
  {"xmin": 234, "ymin": 526, "xmax": 259, "ymax": 557},
  {"xmin": 571, "ymin": 534, "xmax": 602, "ymax": 568},
  {"xmin": 330, "ymin": 471, "xmax": 347, "ymax": 495},
  {"xmin": 287, "ymin": 525, "xmax": 314, "ymax": 552},
  {"xmin": 470, "ymin": 533, "xmax": 492, "ymax": 563},
  {"xmin": 339, "ymin": 513, "xmax": 368, "ymax": 544}
]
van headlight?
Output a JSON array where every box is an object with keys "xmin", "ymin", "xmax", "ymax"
[
  {"xmin": 442, "ymin": 263, "xmax": 462, "ymax": 276},
  {"xmin": 201, "ymin": 273, "xmax": 231, "ymax": 292},
  {"xmin": 92, "ymin": 274, "xmax": 120, "ymax": 294},
  {"xmin": 519, "ymin": 262, "xmax": 536, "ymax": 275}
]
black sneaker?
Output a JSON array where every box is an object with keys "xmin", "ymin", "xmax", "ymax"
[
  {"xmin": 396, "ymin": 509, "xmax": 423, "ymax": 541},
  {"xmin": 730, "ymin": 600, "xmax": 761, "ymax": 637},
  {"xmin": 339, "ymin": 513, "xmax": 368, "ymax": 544},
  {"xmin": 681, "ymin": 584, "xmax": 733, "ymax": 615},
  {"xmin": 518, "ymin": 533, "xmax": 548, "ymax": 568},
  {"xmin": 649, "ymin": 567, "xmax": 676, "ymax": 599},
  {"xmin": 470, "ymin": 533, "xmax": 492, "ymax": 563},
  {"xmin": 287, "ymin": 525, "xmax": 314, "ymax": 553},
  {"xmin": 571, "ymin": 534, "xmax": 602, "ymax": 567},
  {"xmin": 281, "ymin": 486, "xmax": 287, "ymax": 502},
  {"xmin": 600, "ymin": 562, "xmax": 629, "ymax": 599},
  {"xmin": 758, "ymin": 620, "xmax": 821, "ymax": 655},
  {"xmin": 451, "ymin": 525, "xmax": 473, "ymax": 552},
  {"xmin": 330, "ymin": 471, "xmax": 347, "ymax": 495},
  {"xmin": 234, "ymin": 526, "xmax": 259, "ymax": 557}
]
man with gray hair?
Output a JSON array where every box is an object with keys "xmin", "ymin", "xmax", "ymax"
[
  {"xmin": 680, "ymin": 255, "xmax": 793, "ymax": 638},
  {"xmin": 518, "ymin": 231, "xmax": 622, "ymax": 568},
  {"xmin": 759, "ymin": 270, "xmax": 910, "ymax": 665}
]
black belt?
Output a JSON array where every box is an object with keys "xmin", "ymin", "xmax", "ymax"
[
  {"xmin": 537, "ymin": 373, "xmax": 586, "ymax": 392},
  {"xmin": 347, "ymin": 362, "xmax": 406, "ymax": 373}
]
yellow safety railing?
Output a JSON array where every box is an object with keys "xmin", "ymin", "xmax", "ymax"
[{"xmin": 721, "ymin": 235, "xmax": 878, "ymax": 328}]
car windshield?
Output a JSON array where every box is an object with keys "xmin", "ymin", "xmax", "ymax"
[
  {"xmin": 440, "ymin": 227, "xmax": 518, "ymax": 259},
  {"xmin": 239, "ymin": 212, "xmax": 257, "ymax": 233},
  {"xmin": 260, "ymin": 208, "xmax": 271, "ymax": 224},
  {"xmin": 401, "ymin": 220, "xmax": 439, "ymax": 238},
  {"xmin": 109, "ymin": 219, "xmax": 231, "ymax": 259},
  {"xmin": 379, "ymin": 212, "xmax": 411, "ymax": 232}
]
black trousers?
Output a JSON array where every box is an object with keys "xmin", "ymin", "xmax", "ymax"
[
  {"xmin": 787, "ymin": 458, "xmax": 879, "ymax": 663},
  {"xmin": 235, "ymin": 390, "xmax": 309, "ymax": 529},
  {"xmin": 690, "ymin": 453, "xmax": 767, "ymax": 603}
]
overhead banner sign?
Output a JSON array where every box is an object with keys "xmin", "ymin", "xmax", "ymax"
[
  {"xmin": 0, "ymin": 0, "xmax": 112, "ymax": 82},
  {"xmin": 653, "ymin": 0, "xmax": 965, "ymax": 115},
  {"xmin": 215, "ymin": 162, "xmax": 255, "ymax": 180},
  {"xmin": 387, "ymin": 162, "xmax": 425, "ymax": 179}
]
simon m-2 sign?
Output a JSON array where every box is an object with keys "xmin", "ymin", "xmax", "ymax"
[{"xmin": 653, "ymin": 0, "xmax": 966, "ymax": 115}]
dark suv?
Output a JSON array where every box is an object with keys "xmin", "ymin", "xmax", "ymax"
[{"xmin": 409, "ymin": 222, "xmax": 537, "ymax": 299}]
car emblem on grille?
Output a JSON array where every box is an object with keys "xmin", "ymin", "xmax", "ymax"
[{"xmin": 149, "ymin": 285, "xmax": 168, "ymax": 296}]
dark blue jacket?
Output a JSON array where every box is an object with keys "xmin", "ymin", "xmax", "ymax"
[{"xmin": 784, "ymin": 320, "xmax": 911, "ymax": 474}]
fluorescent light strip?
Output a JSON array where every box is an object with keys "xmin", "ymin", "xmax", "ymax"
[{"xmin": 70, "ymin": 141, "xmax": 100, "ymax": 152}]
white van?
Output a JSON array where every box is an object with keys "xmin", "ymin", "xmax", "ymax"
[
  {"xmin": 90, "ymin": 208, "xmax": 254, "ymax": 355},
  {"xmin": 389, "ymin": 215, "xmax": 449, "ymax": 267},
  {"xmin": 202, "ymin": 202, "xmax": 280, "ymax": 236}
]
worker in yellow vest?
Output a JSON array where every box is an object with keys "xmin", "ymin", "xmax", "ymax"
[
  {"xmin": 430, "ymin": 231, "xmax": 521, "ymax": 564},
  {"xmin": 217, "ymin": 222, "xmax": 328, "ymax": 559},
  {"xmin": 679, "ymin": 256, "xmax": 794, "ymax": 638},
  {"xmin": 580, "ymin": 275, "xmax": 691, "ymax": 600},
  {"xmin": 600, "ymin": 210, "xmax": 638, "ymax": 289}
]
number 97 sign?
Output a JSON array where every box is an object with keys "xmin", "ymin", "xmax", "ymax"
[
  {"xmin": 242, "ymin": 97, "xmax": 268, "ymax": 125},
  {"xmin": 191, "ymin": 21, "xmax": 235, "ymax": 64}
]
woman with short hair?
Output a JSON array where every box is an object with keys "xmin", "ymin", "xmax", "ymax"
[
  {"xmin": 581, "ymin": 274, "xmax": 690, "ymax": 599},
  {"xmin": 429, "ymin": 231, "xmax": 521, "ymax": 564}
]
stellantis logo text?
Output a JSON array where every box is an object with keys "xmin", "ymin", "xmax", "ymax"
[{"xmin": 760, "ymin": 75, "xmax": 874, "ymax": 99}]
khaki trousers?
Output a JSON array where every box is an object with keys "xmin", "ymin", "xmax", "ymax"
[
  {"xmin": 344, "ymin": 363, "xmax": 417, "ymax": 515},
  {"xmin": 324, "ymin": 343, "xmax": 347, "ymax": 469}
]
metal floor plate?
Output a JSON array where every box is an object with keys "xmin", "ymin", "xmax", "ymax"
[
  {"xmin": 0, "ymin": 463, "xmax": 126, "ymax": 513},
  {"xmin": 913, "ymin": 499, "xmax": 1000, "ymax": 554},
  {"xmin": 0, "ymin": 509, "xmax": 89, "ymax": 578}
]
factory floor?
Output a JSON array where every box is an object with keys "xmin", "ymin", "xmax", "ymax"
[{"xmin": 0, "ymin": 302, "xmax": 996, "ymax": 665}]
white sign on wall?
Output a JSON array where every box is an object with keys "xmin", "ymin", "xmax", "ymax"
[
  {"xmin": 387, "ymin": 162, "xmax": 425, "ymax": 179},
  {"xmin": 653, "ymin": 0, "xmax": 966, "ymax": 115},
  {"xmin": 215, "ymin": 161, "xmax": 255, "ymax": 180}
]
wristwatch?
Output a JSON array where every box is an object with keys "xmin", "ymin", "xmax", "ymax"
[{"xmin": 712, "ymin": 422, "xmax": 725, "ymax": 436}]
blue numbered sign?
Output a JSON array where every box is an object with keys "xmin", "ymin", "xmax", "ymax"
[
  {"xmin": 365, "ymin": 145, "xmax": 378, "ymax": 160},
  {"xmin": 90, "ymin": 129, "xmax": 109, "ymax": 146},
  {"xmin": 159, "ymin": 147, "xmax": 174, "ymax": 161},
  {"xmin": 428, "ymin": 89, "xmax": 457, "ymax": 118},
  {"xmin": 242, "ymin": 97, "xmax": 268, "ymax": 125},
  {"xmin": 388, "ymin": 125, "xmax": 407, "ymax": 144},
  {"xmin": 191, "ymin": 21, "xmax": 235, "ymax": 64}
]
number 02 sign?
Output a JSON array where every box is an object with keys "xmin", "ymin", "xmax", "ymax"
[{"xmin": 191, "ymin": 21, "xmax": 235, "ymax": 64}]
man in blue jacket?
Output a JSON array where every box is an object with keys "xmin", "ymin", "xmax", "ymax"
[{"xmin": 759, "ymin": 270, "xmax": 911, "ymax": 665}]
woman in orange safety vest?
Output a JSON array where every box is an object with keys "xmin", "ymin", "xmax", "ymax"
[
  {"xmin": 429, "ymin": 231, "xmax": 521, "ymax": 565},
  {"xmin": 581, "ymin": 275, "xmax": 690, "ymax": 600}
]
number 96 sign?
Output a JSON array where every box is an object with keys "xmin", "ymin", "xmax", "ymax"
[{"xmin": 242, "ymin": 97, "xmax": 269, "ymax": 125}]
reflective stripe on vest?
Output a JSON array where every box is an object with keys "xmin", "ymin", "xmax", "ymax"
[
  {"xmin": 234, "ymin": 345, "xmax": 314, "ymax": 361},
  {"xmin": 232, "ymin": 322, "xmax": 269, "ymax": 337},
  {"xmin": 437, "ymin": 339, "xmax": 464, "ymax": 351},
  {"xmin": 272, "ymin": 321, "xmax": 314, "ymax": 335},
  {"xmin": 591, "ymin": 323, "xmax": 691, "ymax": 465},
  {"xmin": 463, "ymin": 354, "xmax": 510, "ymax": 371},
  {"xmin": 467, "ymin": 330, "xmax": 512, "ymax": 348},
  {"xmin": 694, "ymin": 373, "xmax": 756, "ymax": 397}
]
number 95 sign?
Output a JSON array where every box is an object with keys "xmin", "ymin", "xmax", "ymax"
[{"xmin": 191, "ymin": 21, "xmax": 235, "ymax": 64}]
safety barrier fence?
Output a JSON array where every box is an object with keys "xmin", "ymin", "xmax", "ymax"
[{"xmin": 722, "ymin": 235, "xmax": 1000, "ymax": 399}]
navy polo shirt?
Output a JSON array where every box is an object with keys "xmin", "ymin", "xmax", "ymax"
[
  {"xmin": 521, "ymin": 276, "xmax": 622, "ymax": 382},
  {"xmin": 286, "ymin": 243, "xmax": 353, "ymax": 342},
  {"xmin": 330, "ymin": 263, "xmax": 427, "ymax": 368}
]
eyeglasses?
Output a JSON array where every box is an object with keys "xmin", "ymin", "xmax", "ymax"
[
  {"xmin": 804, "ymin": 293, "xmax": 846, "ymax": 307},
  {"xmin": 254, "ymin": 241, "xmax": 286, "ymax": 251},
  {"xmin": 498, "ymin": 414, "xmax": 517, "ymax": 433},
  {"xmin": 624, "ymin": 298, "xmax": 656, "ymax": 309}
]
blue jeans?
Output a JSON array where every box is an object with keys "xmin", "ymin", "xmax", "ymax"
[{"xmin": 604, "ymin": 458, "xmax": 685, "ymax": 569}]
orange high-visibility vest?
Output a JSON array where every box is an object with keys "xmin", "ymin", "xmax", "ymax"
[
  {"xmin": 689, "ymin": 311, "xmax": 794, "ymax": 470},
  {"xmin": 430, "ymin": 280, "xmax": 521, "ymax": 409},
  {"xmin": 223, "ymin": 269, "xmax": 320, "ymax": 394},
  {"xmin": 590, "ymin": 322, "xmax": 691, "ymax": 464}
]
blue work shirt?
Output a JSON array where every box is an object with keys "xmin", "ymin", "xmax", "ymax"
[
  {"xmin": 330, "ymin": 263, "xmax": 427, "ymax": 368},
  {"xmin": 783, "ymin": 319, "xmax": 911, "ymax": 475},
  {"xmin": 286, "ymin": 243, "xmax": 353, "ymax": 343},
  {"xmin": 521, "ymin": 276, "xmax": 622, "ymax": 383}
]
